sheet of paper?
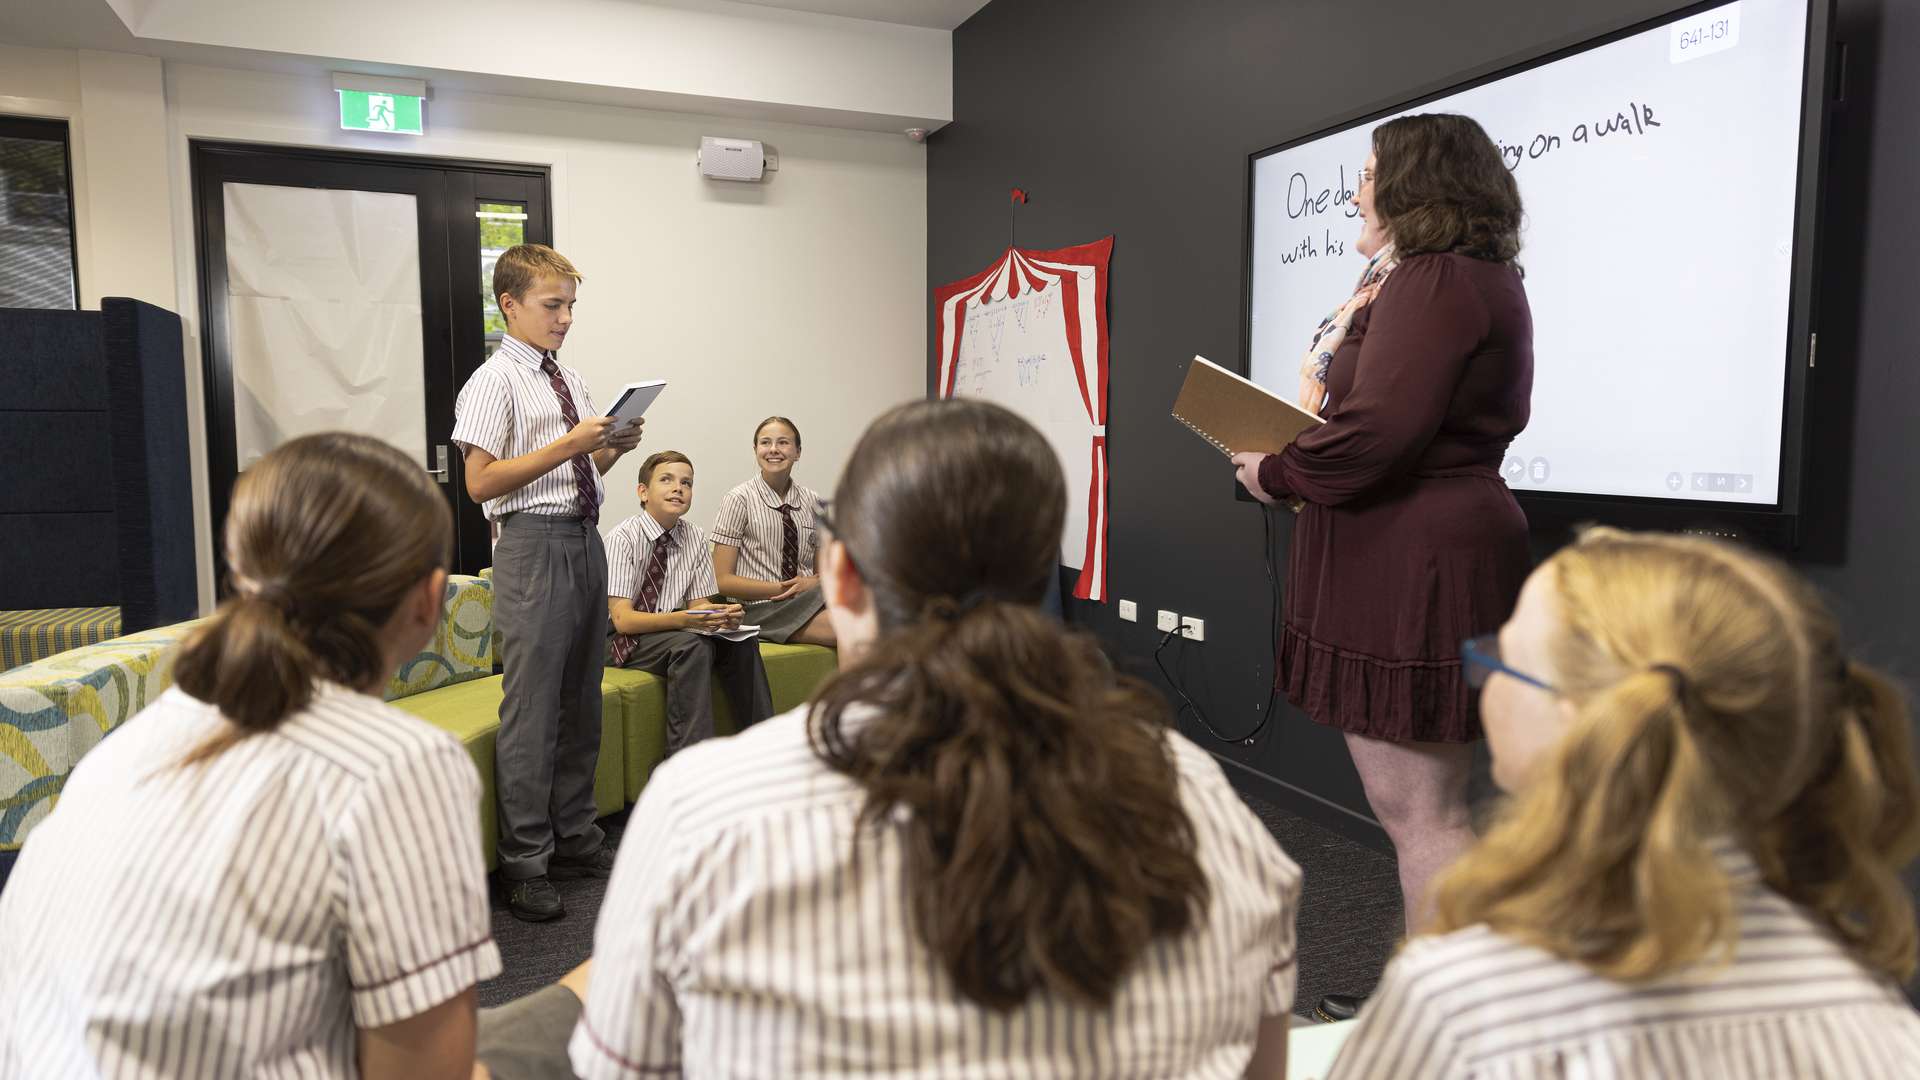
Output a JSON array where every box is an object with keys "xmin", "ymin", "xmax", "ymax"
[{"xmin": 1287, "ymin": 1019, "xmax": 1356, "ymax": 1080}]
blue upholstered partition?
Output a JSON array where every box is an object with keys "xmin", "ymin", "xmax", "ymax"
[
  {"xmin": 0, "ymin": 309, "xmax": 117, "ymax": 609},
  {"xmin": 104, "ymin": 298, "xmax": 195, "ymax": 631},
  {"xmin": 0, "ymin": 302, "xmax": 195, "ymax": 627}
]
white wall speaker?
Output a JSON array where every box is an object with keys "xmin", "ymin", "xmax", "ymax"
[{"xmin": 697, "ymin": 136, "xmax": 771, "ymax": 182}]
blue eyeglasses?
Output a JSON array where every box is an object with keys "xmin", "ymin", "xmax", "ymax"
[{"xmin": 1462, "ymin": 634, "xmax": 1555, "ymax": 692}]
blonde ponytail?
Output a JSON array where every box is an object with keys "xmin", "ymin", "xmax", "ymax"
[
  {"xmin": 1760, "ymin": 660, "xmax": 1920, "ymax": 982},
  {"xmin": 1435, "ymin": 668, "xmax": 1736, "ymax": 978},
  {"xmin": 1432, "ymin": 529, "xmax": 1920, "ymax": 985}
]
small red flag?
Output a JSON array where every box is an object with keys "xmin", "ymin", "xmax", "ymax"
[{"xmin": 1010, "ymin": 187, "xmax": 1028, "ymax": 204}]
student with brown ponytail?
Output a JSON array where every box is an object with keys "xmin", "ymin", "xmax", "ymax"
[
  {"xmin": 1327, "ymin": 528, "xmax": 1920, "ymax": 1079},
  {"xmin": 571, "ymin": 399, "xmax": 1302, "ymax": 1079},
  {"xmin": 0, "ymin": 433, "xmax": 499, "ymax": 1078}
]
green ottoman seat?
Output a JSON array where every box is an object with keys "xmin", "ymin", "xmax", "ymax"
[
  {"xmin": 760, "ymin": 642, "xmax": 839, "ymax": 714},
  {"xmin": 607, "ymin": 642, "xmax": 837, "ymax": 800},
  {"xmin": 389, "ymin": 673, "xmax": 627, "ymax": 870}
]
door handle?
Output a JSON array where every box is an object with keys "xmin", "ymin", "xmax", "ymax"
[{"xmin": 429, "ymin": 443, "xmax": 451, "ymax": 483}]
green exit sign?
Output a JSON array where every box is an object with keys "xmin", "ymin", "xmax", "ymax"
[{"xmin": 338, "ymin": 89, "xmax": 423, "ymax": 135}]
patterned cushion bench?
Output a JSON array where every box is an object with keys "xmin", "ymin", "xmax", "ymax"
[
  {"xmin": 0, "ymin": 619, "xmax": 203, "ymax": 850},
  {"xmin": 0, "ymin": 608, "xmax": 124, "ymax": 673},
  {"xmin": 0, "ymin": 572, "xmax": 838, "ymax": 880}
]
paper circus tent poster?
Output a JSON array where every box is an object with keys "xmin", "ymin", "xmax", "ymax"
[{"xmin": 934, "ymin": 237, "xmax": 1111, "ymax": 601}]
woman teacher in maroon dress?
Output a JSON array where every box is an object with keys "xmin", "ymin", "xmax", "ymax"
[{"xmin": 1233, "ymin": 113, "xmax": 1532, "ymax": 1019}]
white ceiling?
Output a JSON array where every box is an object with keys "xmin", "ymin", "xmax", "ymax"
[
  {"xmin": 0, "ymin": 0, "xmax": 959, "ymax": 133},
  {"xmin": 723, "ymin": 0, "xmax": 990, "ymax": 30}
]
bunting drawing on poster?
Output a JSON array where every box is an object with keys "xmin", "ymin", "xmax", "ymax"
[{"xmin": 934, "ymin": 237, "xmax": 1112, "ymax": 601}]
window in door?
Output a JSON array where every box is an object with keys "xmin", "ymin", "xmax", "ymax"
[{"xmin": 478, "ymin": 201, "xmax": 526, "ymax": 347}]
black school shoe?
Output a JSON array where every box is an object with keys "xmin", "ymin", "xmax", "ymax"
[
  {"xmin": 1314, "ymin": 993, "xmax": 1366, "ymax": 1023},
  {"xmin": 549, "ymin": 846, "xmax": 617, "ymax": 880},
  {"xmin": 506, "ymin": 876, "xmax": 564, "ymax": 922}
]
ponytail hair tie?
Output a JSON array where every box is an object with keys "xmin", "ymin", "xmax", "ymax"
[
  {"xmin": 922, "ymin": 591, "xmax": 998, "ymax": 622},
  {"xmin": 233, "ymin": 574, "xmax": 296, "ymax": 612},
  {"xmin": 1651, "ymin": 663, "xmax": 1690, "ymax": 700}
]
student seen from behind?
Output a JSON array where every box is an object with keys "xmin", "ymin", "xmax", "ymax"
[
  {"xmin": 0, "ymin": 434, "xmax": 496, "ymax": 1078},
  {"xmin": 1328, "ymin": 528, "xmax": 1920, "ymax": 1078},
  {"xmin": 571, "ymin": 399, "xmax": 1301, "ymax": 1079}
]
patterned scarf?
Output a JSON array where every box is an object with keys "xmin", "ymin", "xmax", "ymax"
[{"xmin": 1297, "ymin": 243, "xmax": 1399, "ymax": 416}]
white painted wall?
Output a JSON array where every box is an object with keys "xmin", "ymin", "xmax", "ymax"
[
  {"xmin": 73, "ymin": 51, "xmax": 174, "ymax": 308},
  {"xmin": 0, "ymin": 46, "xmax": 177, "ymax": 308},
  {"xmin": 2, "ymin": 47, "xmax": 927, "ymax": 614}
]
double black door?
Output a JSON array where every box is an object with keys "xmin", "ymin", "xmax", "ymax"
[{"xmin": 192, "ymin": 141, "xmax": 551, "ymax": 577}]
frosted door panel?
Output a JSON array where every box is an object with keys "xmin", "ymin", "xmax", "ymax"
[{"xmin": 223, "ymin": 183, "xmax": 426, "ymax": 468}]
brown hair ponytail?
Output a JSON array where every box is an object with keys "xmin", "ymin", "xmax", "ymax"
[
  {"xmin": 809, "ymin": 400, "xmax": 1208, "ymax": 1010},
  {"xmin": 173, "ymin": 433, "xmax": 450, "ymax": 764}
]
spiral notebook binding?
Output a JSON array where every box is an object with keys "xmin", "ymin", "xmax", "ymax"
[{"xmin": 1172, "ymin": 412, "xmax": 1232, "ymax": 457}]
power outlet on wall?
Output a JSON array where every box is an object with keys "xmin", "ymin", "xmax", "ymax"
[
  {"xmin": 1156, "ymin": 609, "xmax": 1180, "ymax": 633},
  {"xmin": 1119, "ymin": 599, "xmax": 1139, "ymax": 622},
  {"xmin": 1180, "ymin": 616, "xmax": 1206, "ymax": 642}
]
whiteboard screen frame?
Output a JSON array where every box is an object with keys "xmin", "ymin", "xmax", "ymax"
[{"xmin": 1236, "ymin": 0, "xmax": 1835, "ymax": 548}]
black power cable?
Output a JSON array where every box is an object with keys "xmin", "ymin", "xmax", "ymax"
[{"xmin": 1154, "ymin": 503, "xmax": 1284, "ymax": 745}]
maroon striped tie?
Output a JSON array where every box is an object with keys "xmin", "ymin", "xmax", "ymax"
[
  {"xmin": 539, "ymin": 355, "xmax": 599, "ymax": 523},
  {"xmin": 777, "ymin": 503, "xmax": 799, "ymax": 581},
  {"xmin": 610, "ymin": 532, "xmax": 676, "ymax": 666}
]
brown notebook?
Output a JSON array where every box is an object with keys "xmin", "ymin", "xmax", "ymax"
[{"xmin": 1171, "ymin": 355, "xmax": 1324, "ymax": 457}]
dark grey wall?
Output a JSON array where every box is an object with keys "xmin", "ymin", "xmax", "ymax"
[{"xmin": 930, "ymin": 0, "xmax": 1917, "ymax": 843}]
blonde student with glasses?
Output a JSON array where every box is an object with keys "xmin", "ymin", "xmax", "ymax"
[{"xmin": 1326, "ymin": 528, "xmax": 1920, "ymax": 1079}]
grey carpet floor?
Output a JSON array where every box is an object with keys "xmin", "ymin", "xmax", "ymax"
[{"xmin": 480, "ymin": 787, "xmax": 1403, "ymax": 1019}]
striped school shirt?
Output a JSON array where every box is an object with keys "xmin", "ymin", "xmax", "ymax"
[
  {"xmin": 0, "ymin": 682, "xmax": 501, "ymax": 1078},
  {"xmin": 1326, "ymin": 846, "xmax": 1920, "ymax": 1079},
  {"xmin": 606, "ymin": 512, "xmax": 718, "ymax": 612},
  {"xmin": 708, "ymin": 476, "xmax": 820, "ymax": 581},
  {"xmin": 570, "ymin": 705, "xmax": 1302, "ymax": 1079},
  {"xmin": 451, "ymin": 334, "xmax": 606, "ymax": 520}
]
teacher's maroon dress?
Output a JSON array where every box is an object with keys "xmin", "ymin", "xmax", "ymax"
[{"xmin": 1258, "ymin": 252, "xmax": 1532, "ymax": 743}]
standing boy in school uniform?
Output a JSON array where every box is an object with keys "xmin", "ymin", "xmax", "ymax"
[
  {"xmin": 606, "ymin": 451, "xmax": 774, "ymax": 756},
  {"xmin": 451, "ymin": 243, "xmax": 643, "ymax": 923}
]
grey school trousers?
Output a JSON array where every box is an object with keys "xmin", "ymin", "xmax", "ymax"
[
  {"xmin": 476, "ymin": 983, "xmax": 581, "ymax": 1080},
  {"xmin": 608, "ymin": 631, "xmax": 774, "ymax": 755},
  {"xmin": 493, "ymin": 512, "xmax": 607, "ymax": 881}
]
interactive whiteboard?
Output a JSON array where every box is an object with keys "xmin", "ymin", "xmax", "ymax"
[{"xmin": 1248, "ymin": 0, "xmax": 1816, "ymax": 508}]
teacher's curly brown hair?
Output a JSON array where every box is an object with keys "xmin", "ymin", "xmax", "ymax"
[{"xmin": 1371, "ymin": 113, "xmax": 1524, "ymax": 265}]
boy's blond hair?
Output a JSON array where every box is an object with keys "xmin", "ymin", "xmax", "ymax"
[{"xmin": 492, "ymin": 243, "xmax": 583, "ymax": 308}]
